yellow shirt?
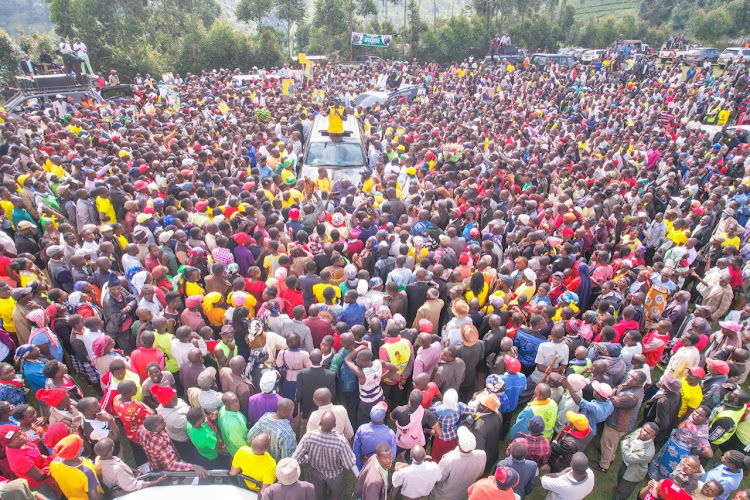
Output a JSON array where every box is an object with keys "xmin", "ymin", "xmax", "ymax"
[
  {"xmin": 231, "ymin": 447, "xmax": 276, "ymax": 490},
  {"xmin": 117, "ymin": 235, "xmax": 128, "ymax": 250},
  {"xmin": 667, "ymin": 228, "xmax": 688, "ymax": 247},
  {"xmin": 313, "ymin": 283, "xmax": 341, "ymax": 303},
  {"xmin": 0, "ymin": 296, "xmax": 16, "ymax": 332},
  {"xmin": 722, "ymin": 234, "xmax": 740, "ymax": 248},
  {"xmin": 679, "ymin": 378, "xmax": 703, "ymax": 417},
  {"xmin": 0, "ymin": 200, "xmax": 13, "ymax": 228},
  {"xmin": 95, "ymin": 197, "xmax": 116, "ymax": 224},
  {"xmin": 328, "ymin": 106, "xmax": 344, "ymax": 134},
  {"xmin": 316, "ymin": 177, "xmax": 332, "ymax": 193},
  {"xmin": 49, "ymin": 457, "xmax": 102, "ymax": 500},
  {"xmin": 281, "ymin": 189, "xmax": 302, "ymax": 209}
]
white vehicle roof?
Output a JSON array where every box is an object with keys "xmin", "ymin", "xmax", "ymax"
[{"xmin": 116, "ymin": 484, "xmax": 258, "ymax": 500}]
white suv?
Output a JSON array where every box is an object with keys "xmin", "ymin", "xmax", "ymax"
[{"xmin": 718, "ymin": 47, "xmax": 750, "ymax": 68}]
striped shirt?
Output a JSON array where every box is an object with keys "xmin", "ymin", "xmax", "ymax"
[
  {"xmin": 359, "ymin": 360, "xmax": 384, "ymax": 405},
  {"xmin": 246, "ymin": 413, "xmax": 297, "ymax": 463},
  {"xmin": 293, "ymin": 429, "xmax": 356, "ymax": 479}
]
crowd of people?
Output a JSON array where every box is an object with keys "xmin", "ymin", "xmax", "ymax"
[{"xmin": 0, "ymin": 37, "xmax": 750, "ymax": 500}]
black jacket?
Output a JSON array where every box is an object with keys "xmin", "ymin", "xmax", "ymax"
[{"xmin": 295, "ymin": 366, "xmax": 336, "ymax": 419}]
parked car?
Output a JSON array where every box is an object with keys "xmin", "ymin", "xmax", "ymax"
[
  {"xmin": 684, "ymin": 47, "xmax": 721, "ymax": 65},
  {"xmin": 581, "ymin": 49, "xmax": 606, "ymax": 64},
  {"xmin": 115, "ymin": 471, "xmax": 259, "ymax": 500},
  {"xmin": 330, "ymin": 55, "xmax": 386, "ymax": 68},
  {"xmin": 658, "ymin": 47, "xmax": 690, "ymax": 62},
  {"xmin": 485, "ymin": 50, "xmax": 527, "ymax": 65},
  {"xmin": 718, "ymin": 47, "xmax": 750, "ymax": 68},
  {"xmin": 353, "ymin": 85, "xmax": 421, "ymax": 107},
  {"xmin": 530, "ymin": 53, "xmax": 576, "ymax": 68},
  {"xmin": 700, "ymin": 124, "xmax": 750, "ymax": 144}
]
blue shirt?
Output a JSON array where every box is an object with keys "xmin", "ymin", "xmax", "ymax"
[
  {"xmin": 31, "ymin": 330, "xmax": 64, "ymax": 362},
  {"xmin": 500, "ymin": 372, "xmax": 527, "ymax": 413},
  {"xmin": 352, "ymin": 423, "xmax": 396, "ymax": 469},
  {"xmin": 497, "ymin": 456, "xmax": 538, "ymax": 499},
  {"xmin": 258, "ymin": 164, "xmax": 274, "ymax": 180},
  {"xmin": 702, "ymin": 465, "xmax": 743, "ymax": 500},
  {"xmin": 577, "ymin": 398, "xmax": 614, "ymax": 435},
  {"xmin": 338, "ymin": 303, "xmax": 366, "ymax": 330}
]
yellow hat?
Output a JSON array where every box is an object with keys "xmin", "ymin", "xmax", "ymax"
[
  {"xmin": 118, "ymin": 150, "xmax": 131, "ymax": 158},
  {"xmin": 566, "ymin": 411, "xmax": 589, "ymax": 431}
]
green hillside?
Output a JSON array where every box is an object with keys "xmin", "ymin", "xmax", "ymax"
[
  {"xmin": 568, "ymin": 0, "xmax": 638, "ymax": 20},
  {"xmin": 0, "ymin": 0, "xmax": 53, "ymax": 36}
]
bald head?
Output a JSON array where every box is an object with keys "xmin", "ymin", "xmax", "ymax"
[
  {"xmin": 228, "ymin": 355, "xmax": 245, "ymax": 373},
  {"xmin": 411, "ymin": 445, "xmax": 426, "ymax": 463},
  {"xmin": 313, "ymin": 387, "xmax": 332, "ymax": 406},
  {"xmin": 251, "ymin": 433, "xmax": 270, "ymax": 455},
  {"xmin": 319, "ymin": 411, "xmax": 336, "ymax": 432},
  {"xmin": 276, "ymin": 398, "xmax": 294, "ymax": 419},
  {"xmin": 309, "ymin": 349, "xmax": 323, "ymax": 366}
]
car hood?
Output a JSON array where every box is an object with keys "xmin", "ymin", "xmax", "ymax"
[{"xmin": 300, "ymin": 164, "xmax": 363, "ymax": 184}]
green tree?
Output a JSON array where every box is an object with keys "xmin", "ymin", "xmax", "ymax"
[
  {"xmin": 727, "ymin": 0, "xmax": 750, "ymax": 37},
  {"xmin": 275, "ymin": 0, "xmax": 306, "ymax": 55},
  {"xmin": 688, "ymin": 7, "xmax": 733, "ymax": 45},
  {"xmin": 252, "ymin": 27, "xmax": 285, "ymax": 68},
  {"xmin": 198, "ymin": 21, "xmax": 249, "ymax": 71},
  {"xmin": 236, "ymin": 0, "xmax": 274, "ymax": 30},
  {"xmin": 0, "ymin": 29, "xmax": 20, "ymax": 82}
]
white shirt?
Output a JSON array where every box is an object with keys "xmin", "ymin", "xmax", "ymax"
[
  {"xmin": 59, "ymin": 42, "xmax": 73, "ymax": 54},
  {"xmin": 663, "ymin": 345, "xmax": 699, "ymax": 379},
  {"xmin": 306, "ymin": 403, "xmax": 354, "ymax": 439},
  {"xmin": 392, "ymin": 461, "xmax": 442, "ymax": 497},
  {"xmin": 73, "ymin": 42, "xmax": 87, "ymax": 57},
  {"xmin": 541, "ymin": 470, "xmax": 595, "ymax": 500}
]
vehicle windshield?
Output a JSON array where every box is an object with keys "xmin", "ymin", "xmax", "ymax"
[
  {"xmin": 305, "ymin": 142, "xmax": 364, "ymax": 167},
  {"xmin": 725, "ymin": 49, "xmax": 739, "ymax": 55},
  {"xmin": 353, "ymin": 93, "xmax": 386, "ymax": 107}
]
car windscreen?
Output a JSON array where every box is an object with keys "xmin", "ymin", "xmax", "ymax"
[
  {"xmin": 304, "ymin": 142, "xmax": 364, "ymax": 167},
  {"xmin": 353, "ymin": 93, "xmax": 386, "ymax": 107}
]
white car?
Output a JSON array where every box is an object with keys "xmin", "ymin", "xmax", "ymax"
[
  {"xmin": 718, "ymin": 47, "xmax": 750, "ymax": 68},
  {"xmin": 581, "ymin": 50, "xmax": 605, "ymax": 64},
  {"xmin": 699, "ymin": 124, "xmax": 750, "ymax": 144},
  {"xmin": 115, "ymin": 472, "xmax": 259, "ymax": 500}
]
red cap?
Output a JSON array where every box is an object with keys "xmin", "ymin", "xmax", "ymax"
[
  {"xmin": 195, "ymin": 201, "xmax": 207, "ymax": 212},
  {"xmin": 144, "ymin": 206, "xmax": 154, "ymax": 215},
  {"xmin": 504, "ymin": 355, "xmax": 521, "ymax": 374},
  {"xmin": 688, "ymin": 366, "xmax": 706, "ymax": 379},
  {"xmin": 706, "ymin": 358, "xmax": 730, "ymax": 375},
  {"xmin": 459, "ymin": 253, "xmax": 470, "ymax": 264},
  {"xmin": 134, "ymin": 180, "xmax": 148, "ymax": 191}
]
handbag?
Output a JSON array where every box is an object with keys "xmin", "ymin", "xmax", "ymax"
[{"xmin": 278, "ymin": 350, "xmax": 288, "ymax": 379}]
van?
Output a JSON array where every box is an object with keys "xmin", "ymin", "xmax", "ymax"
[{"xmin": 299, "ymin": 114, "xmax": 368, "ymax": 184}]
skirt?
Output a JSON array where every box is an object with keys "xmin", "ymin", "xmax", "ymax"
[
  {"xmin": 71, "ymin": 354, "xmax": 100, "ymax": 386},
  {"xmin": 648, "ymin": 435, "xmax": 692, "ymax": 481},
  {"xmin": 430, "ymin": 437, "xmax": 456, "ymax": 464},
  {"xmin": 644, "ymin": 284, "xmax": 669, "ymax": 329}
]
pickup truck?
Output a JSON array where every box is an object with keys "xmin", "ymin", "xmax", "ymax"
[
  {"xmin": 658, "ymin": 47, "xmax": 690, "ymax": 62},
  {"xmin": 330, "ymin": 55, "xmax": 385, "ymax": 68}
]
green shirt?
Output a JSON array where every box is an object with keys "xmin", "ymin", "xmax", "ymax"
[
  {"xmin": 218, "ymin": 406, "xmax": 248, "ymax": 456},
  {"xmin": 154, "ymin": 331, "xmax": 179, "ymax": 372},
  {"xmin": 186, "ymin": 422, "xmax": 218, "ymax": 459}
]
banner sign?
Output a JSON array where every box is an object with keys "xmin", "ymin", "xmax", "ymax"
[{"xmin": 351, "ymin": 32, "xmax": 392, "ymax": 47}]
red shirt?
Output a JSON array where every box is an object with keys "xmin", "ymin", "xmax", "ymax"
[
  {"xmin": 303, "ymin": 315, "xmax": 334, "ymax": 348},
  {"xmin": 130, "ymin": 347, "xmax": 165, "ymax": 382},
  {"xmin": 112, "ymin": 396, "xmax": 153, "ymax": 442},
  {"xmin": 279, "ymin": 288, "xmax": 305, "ymax": 317},
  {"xmin": 420, "ymin": 382, "xmax": 440, "ymax": 408}
]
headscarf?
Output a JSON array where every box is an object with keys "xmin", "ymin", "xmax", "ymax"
[
  {"xmin": 187, "ymin": 248, "xmax": 205, "ymax": 266},
  {"xmin": 576, "ymin": 262, "xmax": 593, "ymax": 311},
  {"xmin": 126, "ymin": 265, "xmax": 142, "ymax": 282},
  {"xmin": 274, "ymin": 267, "xmax": 288, "ymax": 282},
  {"xmin": 43, "ymin": 422, "xmax": 68, "ymax": 450},
  {"xmin": 260, "ymin": 371, "xmax": 276, "ymax": 393},
  {"xmin": 35, "ymin": 388, "xmax": 68, "ymax": 407},
  {"xmin": 68, "ymin": 291, "xmax": 82, "ymax": 308},
  {"xmin": 25, "ymin": 309, "xmax": 47, "ymax": 328},
  {"xmin": 442, "ymin": 389, "xmax": 459, "ymax": 411},
  {"xmin": 131, "ymin": 270, "xmax": 150, "ymax": 296},
  {"xmin": 53, "ymin": 434, "xmax": 83, "ymax": 460},
  {"xmin": 14, "ymin": 344, "xmax": 35, "ymax": 363},
  {"xmin": 91, "ymin": 335, "xmax": 111, "ymax": 360}
]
